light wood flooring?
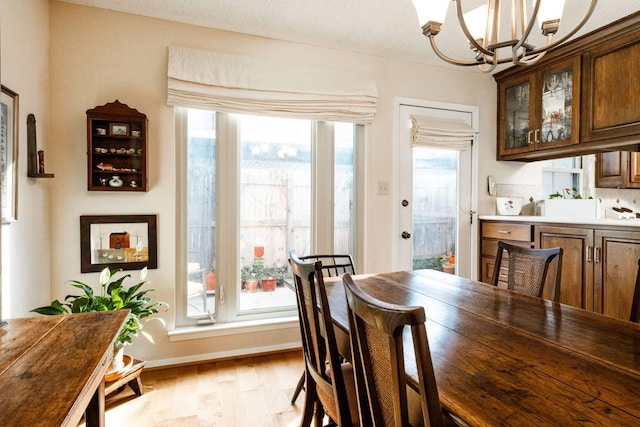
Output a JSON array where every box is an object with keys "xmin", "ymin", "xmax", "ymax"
[{"xmin": 98, "ymin": 350, "xmax": 307, "ymax": 427}]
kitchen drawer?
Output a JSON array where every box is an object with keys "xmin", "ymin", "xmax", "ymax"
[
  {"xmin": 482, "ymin": 239, "xmax": 532, "ymax": 257},
  {"xmin": 482, "ymin": 222, "xmax": 532, "ymax": 242}
]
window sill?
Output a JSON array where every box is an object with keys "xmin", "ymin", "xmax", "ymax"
[{"xmin": 168, "ymin": 315, "xmax": 299, "ymax": 342}]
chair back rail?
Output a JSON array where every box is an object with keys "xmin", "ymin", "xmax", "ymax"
[{"xmin": 491, "ymin": 240, "xmax": 563, "ymax": 301}]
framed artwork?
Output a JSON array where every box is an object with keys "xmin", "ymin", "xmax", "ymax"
[
  {"xmin": 80, "ymin": 214, "xmax": 158, "ymax": 273},
  {"xmin": 1, "ymin": 85, "xmax": 18, "ymax": 223},
  {"xmin": 109, "ymin": 122, "xmax": 129, "ymax": 136}
]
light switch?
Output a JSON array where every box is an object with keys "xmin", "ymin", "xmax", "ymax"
[{"xmin": 377, "ymin": 181, "xmax": 390, "ymax": 195}]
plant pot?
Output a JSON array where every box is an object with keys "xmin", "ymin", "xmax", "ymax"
[
  {"xmin": 245, "ymin": 279, "xmax": 259, "ymax": 293},
  {"xmin": 206, "ymin": 271, "xmax": 216, "ymax": 292},
  {"xmin": 442, "ymin": 265, "xmax": 455, "ymax": 274},
  {"xmin": 108, "ymin": 345, "xmax": 125, "ymax": 374},
  {"xmin": 261, "ymin": 276, "xmax": 277, "ymax": 292}
]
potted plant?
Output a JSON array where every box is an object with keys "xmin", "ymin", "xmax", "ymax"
[
  {"xmin": 241, "ymin": 265, "xmax": 259, "ymax": 292},
  {"xmin": 205, "ymin": 265, "xmax": 216, "ymax": 292},
  {"xmin": 440, "ymin": 253, "xmax": 455, "ymax": 274},
  {"xmin": 31, "ymin": 266, "xmax": 166, "ymax": 376}
]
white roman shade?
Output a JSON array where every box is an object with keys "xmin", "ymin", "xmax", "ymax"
[
  {"xmin": 410, "ymin": 115, "xmax": 476, "ymax": 150},
  {"xmin": 167, "ymin": 46, "xmax": 378, "ymax": 124}
]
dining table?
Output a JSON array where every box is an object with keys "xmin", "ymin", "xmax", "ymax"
[
  {"xmin": 0, "ymin": 310, "xmax": 129, "ymax": 427},
  {"xmin": 322, "ymin": 269, "xmax": 640, "ymax": 426}
]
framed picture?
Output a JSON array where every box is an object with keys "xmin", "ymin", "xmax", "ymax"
[
  {"xmin": 1, "ymin": 85, "xmax": 18, "ymax": 223},
  {"xmin": 109, "ymin": 122, "xmax": 129, "ymax": 136},
  {"xmin": 80, "ymin": 214, "xmax": 157, "ymax": 273}
]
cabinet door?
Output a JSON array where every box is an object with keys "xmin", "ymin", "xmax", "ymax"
[
  {"xmin": 595, "ymin": 151, "xmax": 628, "ymax": 188},
  {"xmin": 629, "ymin": 152, "xmax": 640, "ymax": 186},
  {"xmin": 498, "ymin": 74, "xmax": 535, "ymax": 157},
  {"xmin": 582, "ymin": 33, "xmax": 640, "ymax": 144},
  {"xmin": 594, "ymin": 229, "xmax": 640, "ymax": 320},
  {"xmin": 595, "ymin": 151, "xmax": 640, "ymax": 189},
  {"xmin": 536, "ymin": 57, "xmax": 581, "ymax": 150},
  {"xmin": 535, "ymin": 225, "xmax": 593, "ymax": 310}
]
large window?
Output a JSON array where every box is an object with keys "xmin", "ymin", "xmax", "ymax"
[{"xmin": 179, "ymin": 109, "xmax": 358, "ymax": 325}]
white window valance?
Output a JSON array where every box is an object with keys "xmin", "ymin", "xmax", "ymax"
[
  {"xmin": 167, "ymin": 46, "xmax": 378, "ymax": 124},
  {"xmin": 410, "ymin": 115, "xmax": 476, "ymax": 150}
]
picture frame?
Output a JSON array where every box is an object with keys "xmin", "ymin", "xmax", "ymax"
[
  {"xmin": 109, "ymin": 122, "xmax": 129, "ymax": 136},
  {"xmin": 80, "ymin": 214, "xmax": 158, "ymax": 273},
  {"xmin": 1, "ymin": 85, "xmax": 18, "ymax": 223}
]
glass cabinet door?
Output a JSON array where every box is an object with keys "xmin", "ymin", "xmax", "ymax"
[
  {"xmin": 540, "ymin": 65, "xmax": 574, "ymax": 145},
  {"xmin": 504, "ymin": 81, "xmax": 531, "ymax": 151}
]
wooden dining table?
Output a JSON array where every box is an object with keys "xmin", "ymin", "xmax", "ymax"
[
  {"xmin": 323, "ymin": 269, "xmax": 640, "ymax": 426},
  {"xmin": 0, "ymin": 310, "xmax": 129, "ymax": 427}
]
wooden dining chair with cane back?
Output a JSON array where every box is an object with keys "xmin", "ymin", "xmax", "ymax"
[
  {"xmin": 629, "ymin": 258, "xmax": 640, "ymax": 323},
  {"xmin": 290, "ymin": 253, "xmax": 356, "ymax": 404},
  {"xmin": 289, "ymin": 251, "xmax": 360, "ymax": 426},
  {"xmin": 491, "ymin": 240, "xmax": 563, "ymax": 301},
  {"xmin": 342, "ymin": 273, "xmax": 447, "ymax": 426}
]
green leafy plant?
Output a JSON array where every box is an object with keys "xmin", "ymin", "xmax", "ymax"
[
  {"xmin": 31, "ymin": 267, "xmax": 167, "ymax": 347},
  {"xmin": 549, "ymin": 188, "xmax": 594, "ymax": 200}
]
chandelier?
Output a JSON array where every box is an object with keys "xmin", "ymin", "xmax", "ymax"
[{"xmin": 411, "ymin": 0, "xmax": 598, "ymax": 72}]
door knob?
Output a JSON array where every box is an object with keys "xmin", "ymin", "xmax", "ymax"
[{"xmin": 402, "ymin": 231, "xmax": 411, "ymax": 239}]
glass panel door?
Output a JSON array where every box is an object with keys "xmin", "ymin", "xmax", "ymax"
[{"xmin": 412, "ymin": 148, "xmax": 458, "ymax": 273}]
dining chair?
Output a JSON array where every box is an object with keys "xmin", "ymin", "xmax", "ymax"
[
  {"xmin": 491, "ymin": 240, "xmax": 563, "ymax": 301},
  {"xmin": 342, "ymin": 273, "xmax": 446, "ymax": 426},
  {"xmin": 630, "ymin": 258, "xmax": 640, "ymax": 323},
  {"xmin": 290, "ymin": 253, "xmax": 356, "ymax": 404},
  {"xmin": 289, "ymin": 250, "xmax": 360, "ymax": 426}
]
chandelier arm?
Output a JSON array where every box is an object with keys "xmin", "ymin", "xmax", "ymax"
[
  {"xmin": 429, "ymin": 36, "xmax": 517, "ymax": 68},
  {"xmin": 525, "ymin": 0, "xmax": 598, "ymax": 56},
  {"xmin": 454, "ymin": 0, "xmax": 493, "ymax": 57},
  {"xmin": 513, "ymin": 47, "xmax": 548, "ymax": 67},
  {"xmin": 512, "ymin": 0, "xmax": 542, "ymax": 52},
  {"xmin": 428, "ymin": 36, "xmax": 484, "ymax": 66}
]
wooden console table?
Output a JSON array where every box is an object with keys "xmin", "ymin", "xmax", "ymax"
[{"xmin": 0, "ymin": 310, "xmax": 128, "ymax": 427}]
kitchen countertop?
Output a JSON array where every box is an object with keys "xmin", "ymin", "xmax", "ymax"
[{"xmin": 479, "ymin": 215, "xmax": 640, "ymax": 228}]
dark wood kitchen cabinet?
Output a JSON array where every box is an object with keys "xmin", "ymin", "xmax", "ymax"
[
  {"xmin": 595, "ymin": 151, "xmax": 640, "ymax": 188},
  {"xmin": 494, "ymin": 12, "xmax": 640, "ymax": 161},
  {"xmin": 535, "ymin": 224, "xmax": 640, "ymax": 320},
  {"xmin": 581, "ymin": 30, "xmax": 640, "ymax": 145},
  {"xmin": 480, "ymin": 220, "xmax": 534, "ymax": 286},
  {"xmin": 480, "ymin": 218, "xmax": 640, "ymax": 321},
  {"xmin": 497, "ymin": 57, "xmax": 581, "ymax": 159}
]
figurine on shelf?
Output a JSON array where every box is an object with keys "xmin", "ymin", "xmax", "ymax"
[
  {"xmin": 38, "ymin": 150, "xmax": 45, "ymax": 174},
  {"xmin": 109, "ymin": 176, "xmax": 123, "ymax": 187}
]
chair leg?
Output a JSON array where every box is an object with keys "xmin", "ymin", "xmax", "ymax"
[
  {"xmin": 300, "ymin": 372, "xmax": 316, "ymax": 427},
  {"xmin": 291, "ymin": 370, "xmax": 306, "ymax": 404}
]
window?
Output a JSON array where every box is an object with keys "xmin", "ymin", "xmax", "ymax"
[
  {"xmin": 540, "ymin": 157, "xmax": 584, "ymax": 197},
  {"xmin": 179, "ymin": 109, "xmax": 360, "ymax": 325}
]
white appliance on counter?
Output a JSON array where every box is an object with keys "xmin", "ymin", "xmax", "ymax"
[{"xmin": 604, "ymin": 207, "xmax": 637, "ymax": 219}]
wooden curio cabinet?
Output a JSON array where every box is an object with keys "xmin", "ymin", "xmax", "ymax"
[
  {"xmin": 497, "ymin": 57, "xmax": 581, "ymax": 160},
  {"xmin": 86, "ymin": 100, "xmax": 148, "ymax": 192}
]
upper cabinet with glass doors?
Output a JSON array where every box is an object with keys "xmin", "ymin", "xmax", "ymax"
[{"xmin": 497, "ymin": 57, "xmax": 581, "ymax": 160}]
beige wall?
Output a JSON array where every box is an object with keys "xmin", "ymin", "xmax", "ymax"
[
  {"xmin": 3, "ymin": 0, "xmax": 523, "ymax": 365},
  {"xmin": 1, "ymin": 0, "xmax": 52, "ymax": 317}
]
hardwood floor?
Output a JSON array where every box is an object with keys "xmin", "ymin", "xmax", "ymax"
[{"xmin": 98, "ymin": 350, "xmax": 307, "ymax": 427}]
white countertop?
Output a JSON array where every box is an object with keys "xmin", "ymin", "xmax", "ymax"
[{"xmin": 479, "ymin": 215, "xmax": 640, "ymax": 228}]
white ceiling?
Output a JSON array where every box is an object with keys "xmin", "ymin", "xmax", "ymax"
[{"xmin": 60, "ymin": 0, "xmax": 640, "ymax": 70}]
